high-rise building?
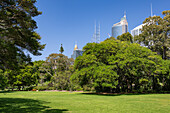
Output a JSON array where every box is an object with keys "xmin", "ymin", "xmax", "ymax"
[
  {"xmin": 112, "ymin": 13, "xmax": 128, "ymax": 38},
  {"xmin": 131, "ymin": 24, "xmax": 145, "ymax": 37},
  {"xmin": 131, "ymin": 24, "xmax": 146, "ymax": 45},
  {"xmin": 71, "ymin": 43, "xmax": 84, "ymax": 60},
  {"xmin": 131, "ymin": 4, "xmax": 154, "ymax": 39}
]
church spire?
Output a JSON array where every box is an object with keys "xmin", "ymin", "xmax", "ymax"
[
  {"xmin": 74, "ymin": 41, "xmax": 78, "ymax": 50},
  {"xmin": 124, "ymin": 11, "xmax": 126, "ymax": 18}
]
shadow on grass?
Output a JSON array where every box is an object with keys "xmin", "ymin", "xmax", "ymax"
[
  {"xmin": 0, "ymin": 98, "xmax": 68, "ymax": 113},
  {"xmin": 0, "ymin": 90, "xmax": 16, "ymax": 94},
  {"xmin": 79, "ymin": 92, "xmax": 170, "ymax": 96}
]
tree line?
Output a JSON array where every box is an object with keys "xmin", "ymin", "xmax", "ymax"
[
  {"xmin": 72, "ymin": 10, "xmax": 170, "ymax": 93},
  {"xmin": 72, "ymin": 39, "xmax": 170, "ymax": 92},
  {"xmin": 0, "ymin": 0, "xmax": 169, "ymax": 93}
]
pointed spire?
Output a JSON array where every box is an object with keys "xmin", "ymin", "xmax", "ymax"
[
  {"xmin": 151, "ymin": 3, "xmax": 153, "ymax": 17},
  {"xmin": 124, "ymin": 11, "xmax": 126, "ymax": 19},
  {"xmin": 74, "ymin": 41, "xmax": 78, "ymax": 50}
]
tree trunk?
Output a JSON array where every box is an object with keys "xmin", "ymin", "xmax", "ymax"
[
  {"xmin": 12, "ymin": 86, "xmax": 14, "ymax": 91},
  {"xmin": 18, "ymin": 86, "xmax": 21, "ymax": 91},
  {"xmin": 163, "ymin": 46, "xmax": 166, "ymax": 60},
  {"xmin": 153, "ymin": 76, "xmax": 155, "ymax": 91}
]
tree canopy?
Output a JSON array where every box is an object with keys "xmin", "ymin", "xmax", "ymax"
[
  {"xmin": 135, "ymin": 10, "xmax": 170, "ymax": 59},
  {"xmin": 39, "ymin": 53, "xmax": 74, "ymax": 90},
  {"xmin": 117, "ymin": 32, "xmax": 133, "ymax": 43},
  {"xmin": 0, "ymin": 0, "xmax": 45, "ymax": 69},
  {"xmin": 71, "ymin": 38, "xmax": 170, "ymax": 92}
]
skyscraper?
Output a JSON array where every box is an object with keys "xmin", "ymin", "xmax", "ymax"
[
  {"xmin": 131, "ymin": 4, "xmax": 154, "ymax": 41},
  {"xmin": 131, "ymin": 24, "xmax": 145, "ymax": 37},
  {"xmin": 71, "ymin": 43, "xmax": 84, "ymax": 60},
  {"xmin": 112, "ymin": 13, "xmax": 128, "ymax": 38}
]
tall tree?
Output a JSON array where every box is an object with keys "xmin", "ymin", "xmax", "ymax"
[
  {"xmin": 135, "ymin": 10, "xmax": 170, "ymax": 59},
  {"xmin": 72, "ymin": 38, "xmax": 166, "ymax": 93},
  {"xmin": 39, "ymin": 53, "xmax": 74, "ymax": 90},
  {"xmin": 59, "ymin": 44, "xmax": 64, "ymax": 54},
  {"xmin": 0, "ymin": 0, "xmax": 45, "ymax": 69}
]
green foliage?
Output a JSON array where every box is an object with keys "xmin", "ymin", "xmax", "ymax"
[
  {"xmin": 135, "ymin": 10, "xmax": 170, "ymax": 59},
  {"xmin": 72, "ymin": 36, "xmax": 170, "ymax": 92},
  {"xmin": 39, "ymin": 53, "xmax": 74, "ymax": 91},
  {"xmin": 52, "ymin": 72, "xmax": 70, "ymax": 90},
  {"xmin": 93, "ymin": 66, "xmax": 118, "ymax": 92},
  {"xmin": 139, "ymin": 78, "xmax": 149, "ymax": 85},
  {"xmin": 0, "ymin": 60, "xmax": 44, "ymax": 91},
  {"xmin": 0, "ymin": 0, "xmax": 45, "ymax": 69},
  {"xmin": 3, "ymin": 69, "xmax": 17, "ymax": 90},
  {"xmin": 117, "ymin": 32, "xmax": 133, "ymax": 43},
  {"xmin": 34, "ymin": 85, "xmax": 48, "ymax": 91},
  {"xmin": 59, "ymin": 44, "xmax": 64, "ymax": 54},
  {"xmin": 0, "ymin": 69, "xmax": 7, "ymax": 90},
  {"xmin": 15, "ymin": 65, "xmax": 39, "ymax": 89},
  {"xmin": 72, "ymin": 39, "xmax": 122, "ymax": 92}
]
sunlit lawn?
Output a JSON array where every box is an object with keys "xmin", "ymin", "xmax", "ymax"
[{"xmin": 0, "ymin": 91, "xmax": 170, "ymax": 113}]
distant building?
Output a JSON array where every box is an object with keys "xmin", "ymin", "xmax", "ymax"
[
  {"xmin": 131, "ymin": 4, "xmax": 155, "ymax": 37},
  {"xmin": 131, "ymin": 24, "xmax": 145, "ymax": 37},
  {"xmin": 71, "ymin": 43, "xmax": 84, "ymax": 60},
  {"xmin": 112, "ymin": 13, "xmax": 128, "ymax": 38}
]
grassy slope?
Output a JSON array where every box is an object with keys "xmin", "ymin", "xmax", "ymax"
[{"xmin": 0, "ymin": 91, "xmax": 170, "ymax": 113}]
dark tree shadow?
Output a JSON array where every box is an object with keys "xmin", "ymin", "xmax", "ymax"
[
  {"xmin": 0, "ymin": 91, "xmax": 16, "ymax": 94},
  {"xmin": 0, "ymin": 98, "xmax": 68, "ymax": 113},
  {"xmin": 43, "ymin": 109, "xmax": 68, "ymax": 113},
  {"xmin": 78, "ymin": 92, "xmax": 158, "ymax": 96}
]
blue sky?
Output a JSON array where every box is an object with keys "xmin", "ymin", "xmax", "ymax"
[{"xmin": 31, "ymin": 0, "xmax": 170, "ymax": 61}]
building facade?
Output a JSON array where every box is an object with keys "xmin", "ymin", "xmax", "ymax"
[
  {"xmin": 131, "ymin": 4, "xmax": 154, "ymax": 37},
  {"xmin": 131, "ymin": 24, "xmax": 147, "ymax": 46},
  {"xmin": 112, "ymin": 14, "xmax": 128, "ymax": 38},
  {"xmin": 131, "ymin": 24, "xmax": 145, "ymax": 37},
  {"xmin": 71, "ymin": 44, "xmax": 84, "ymax": 60}
]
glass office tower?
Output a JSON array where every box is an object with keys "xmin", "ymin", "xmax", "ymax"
[{"xmin": 112, "ymin": 14, "xmax": 128, "ymax": 38}]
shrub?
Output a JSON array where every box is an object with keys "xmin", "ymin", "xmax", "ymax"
[
  {"xmin": 34, "ymin": 85, "xmax": 48, "ymax": 91},
  {"xmin": 83, "ymin": 85, "xmax": 93, "ymax": 91},
  {"xmin": 72, "ymin": 84, "xmax": 83, "ymax": 91},
  {"xmin": 25, "ymin": 86, "xmax": 35, "ymax": 91},
  {"xmin": 48, "ymin": 87, "xmax": 56, "ymax": 90}
]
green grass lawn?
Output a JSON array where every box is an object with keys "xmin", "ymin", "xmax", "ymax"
[{"xmin": 0, "ymin": 91, "xmax": 170, "ymax": 113}]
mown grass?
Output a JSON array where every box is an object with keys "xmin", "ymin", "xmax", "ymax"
[{"xmin": 0, "ymin": 91, "xmax": 170, "ymax": 113}]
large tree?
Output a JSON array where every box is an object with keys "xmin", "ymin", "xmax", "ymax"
[
  {"xmin": 72, "ymin": 38, "xmax": 169, "ymax": 93},
  {"xmin": 39, "ymin": 53, "xmax": 74, "ymax": 90},
  {"xmin": 0, "ymin": 0, "xmax": 45, "ymax": 69},
  {"xmin": 135, "ymin": 10, "xmax": 170, "ymax": 59}
]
